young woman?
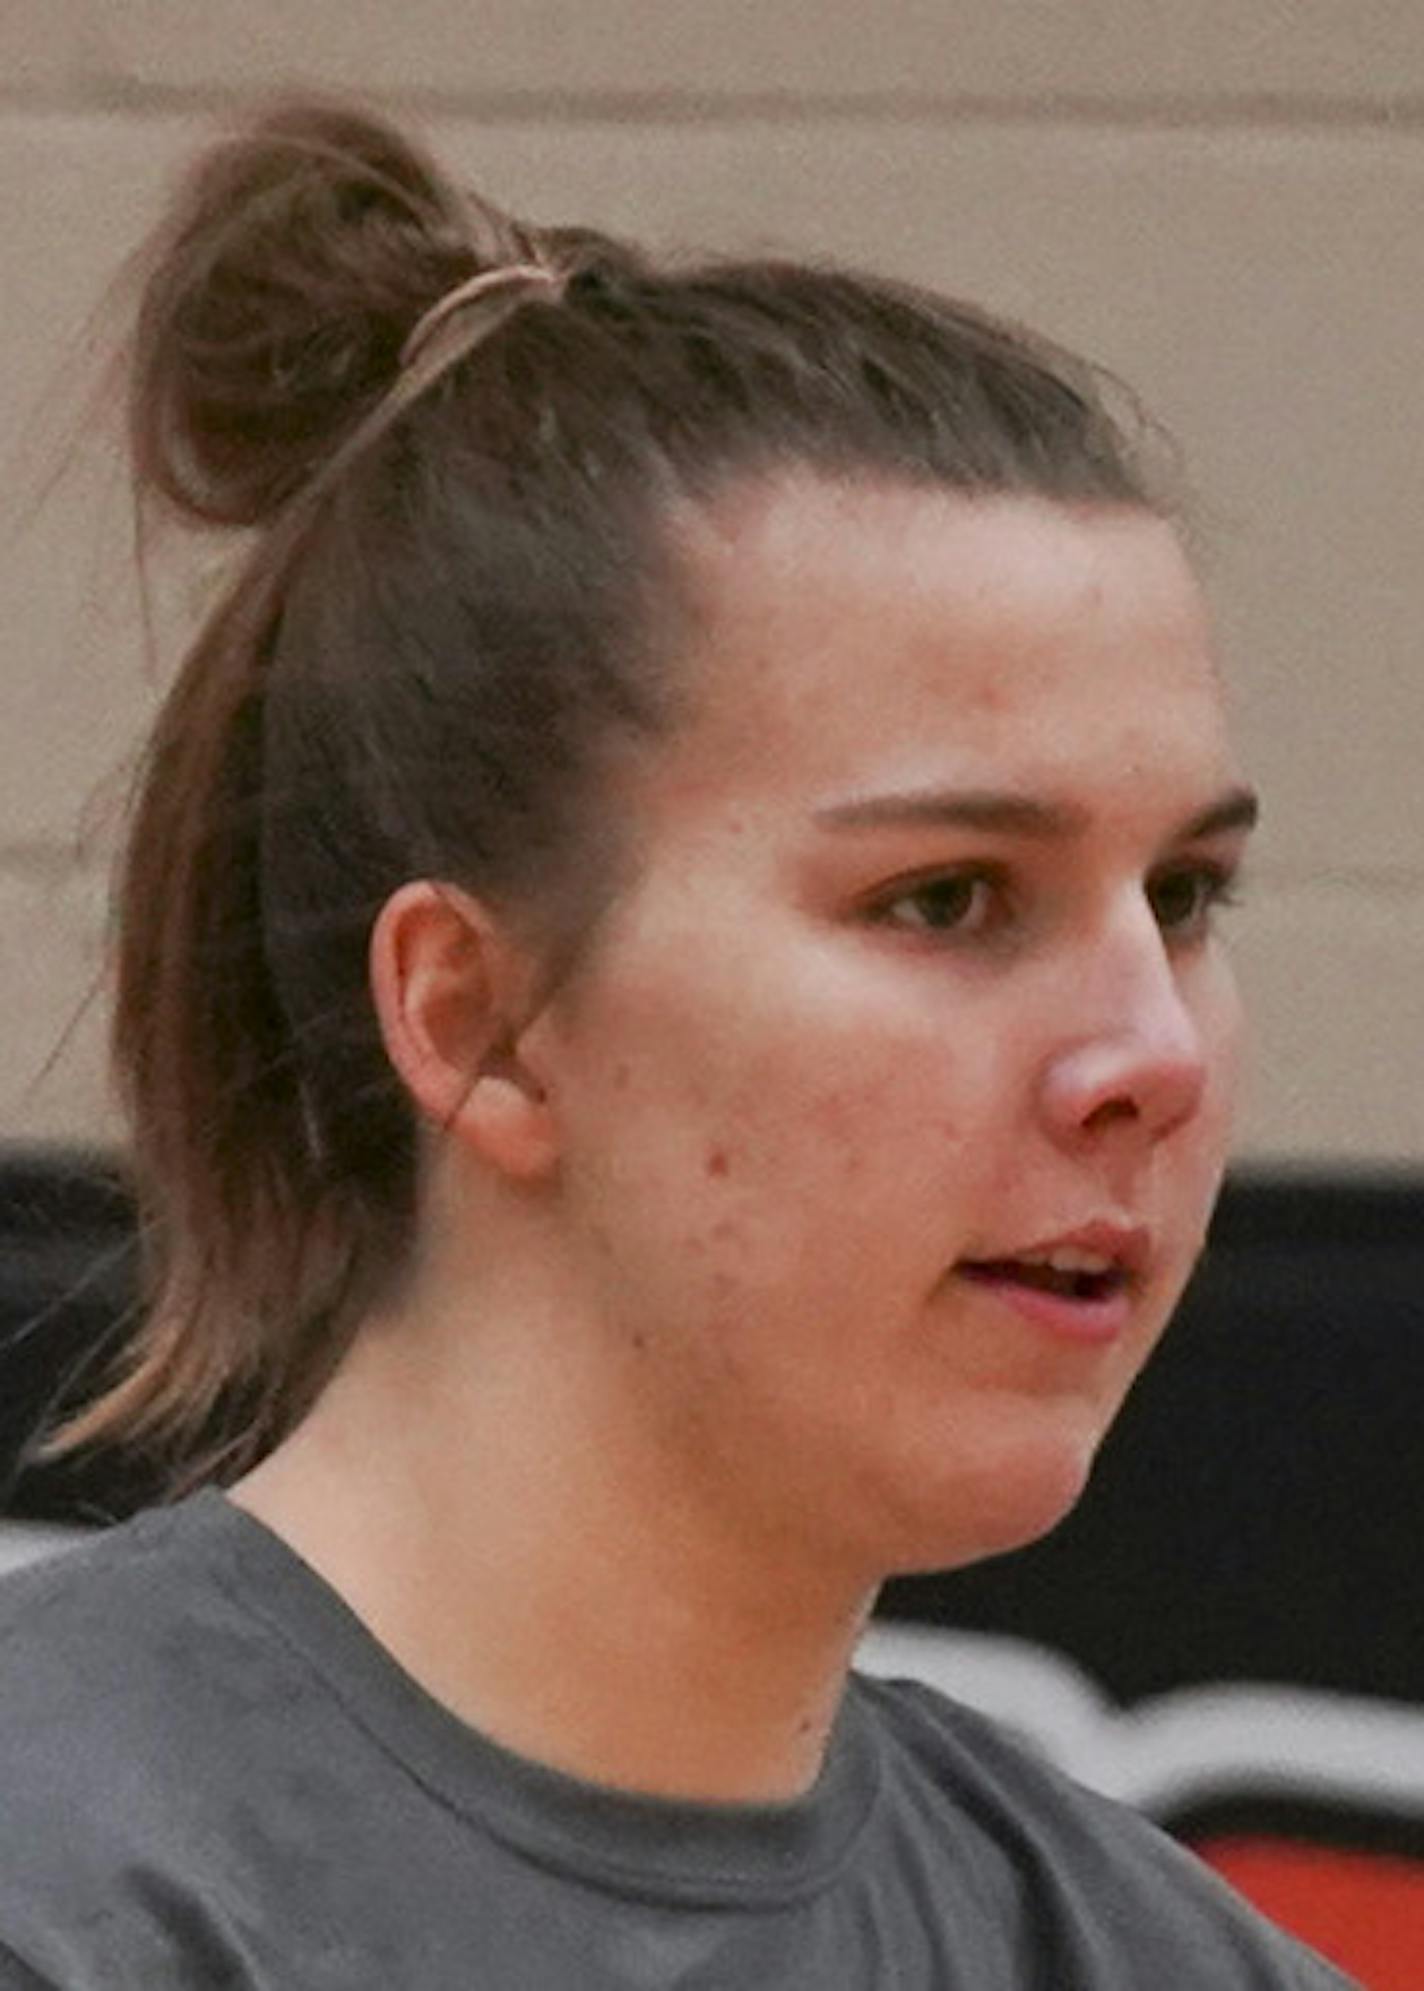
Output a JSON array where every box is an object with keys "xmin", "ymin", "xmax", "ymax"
[{"xmin": 0, "ymin": 104, "xmax": 1355, "ymax": 1988}]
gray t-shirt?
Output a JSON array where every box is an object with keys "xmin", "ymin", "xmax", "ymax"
[{"xmin": 0, "ymin": 1492, "xmax": 1357, "ymax": 1988}]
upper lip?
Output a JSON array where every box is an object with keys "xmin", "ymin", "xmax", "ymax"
[{"xmin": 962, "ymin": 1219, "xmax": 1152, "ymax": 1281}]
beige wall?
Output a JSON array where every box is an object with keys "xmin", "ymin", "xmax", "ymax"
[{"xmin": 2, "ymin": 4, "xmax": 1420, "ymax": 1164}]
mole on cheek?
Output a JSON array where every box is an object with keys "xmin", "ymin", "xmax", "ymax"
[{"xmin": 704, "ymin": 1145, "xmax": 731, "ymax": 1179}]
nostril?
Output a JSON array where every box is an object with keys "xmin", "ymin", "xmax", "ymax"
[{"xmin": 1081, "ymin": 1095, "xmax": 1140, "ymax": 1136}]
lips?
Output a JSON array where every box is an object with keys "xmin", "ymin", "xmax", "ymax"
[
  {"xmin": 960, "ymin": 1219, "xmax": 1148, "ymax": 1283},
  {"xmin": 954, "ymin": 1220, "xmax": 1150, "ymax": 1340},
  {"xmin": 960, "ymin": 1257, "xmax": 1126, "ymax": 1303}
]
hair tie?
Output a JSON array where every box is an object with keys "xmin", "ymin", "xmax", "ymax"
[{"xmin": 400, "ymin": 263, "xmax": 560, "ymax": 371}]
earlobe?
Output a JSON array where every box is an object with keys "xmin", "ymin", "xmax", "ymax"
[
  {"xmin": 369, "ymin": 881, "xmax": 560, "ymax": 1181},
  {"xmin": 460, "ymin": 1063, "xmax": 560, "ymax": 1180}
]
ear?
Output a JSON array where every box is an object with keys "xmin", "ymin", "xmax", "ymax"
[{"xmin": 369, "ymin": 881, "xmax": 559, "ymax": 1181}]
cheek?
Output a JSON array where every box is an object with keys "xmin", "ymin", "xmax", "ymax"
[
  {"xmin": 668, "ymin": 1026, "xmax": 1001, "ymax": 1318},
  {"xmin": 544, "ymin": 885, "xmax": 1036, "ymax": 1346},
  {"xmin": 564, "ymin": 965, "xmax": 987, "ymax": 1285}
]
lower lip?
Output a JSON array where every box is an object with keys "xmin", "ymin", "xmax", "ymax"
[{"xmin": 958, "ymin": 1268, "xmax": 1132, "ymax": 1345}]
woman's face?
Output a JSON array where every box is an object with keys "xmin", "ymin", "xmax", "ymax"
[{"xmin": 529, "ymin": 477, "xmax": 1252, "ymax": 1583}]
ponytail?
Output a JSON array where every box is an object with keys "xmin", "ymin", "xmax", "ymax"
[
  {"xmin": 60, "ymin": 556, "xmax": 341, "ymax": 1482},
  {"xmin": 51, "ymin": 104, "xmax": 547, "ymax": 1486}
]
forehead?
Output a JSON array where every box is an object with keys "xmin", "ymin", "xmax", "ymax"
[{"xmin": 643, "ymin": 477, "xmax": 1233, "ymax": 818}]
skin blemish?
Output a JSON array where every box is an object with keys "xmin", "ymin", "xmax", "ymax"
[
  {"xmin": 968, "ymin": 680, "xmax": 1012, "ymax": 715},
  {"xmin": 612, "ymin": 1062, "xmax": 632, "ymax": 1092},
  {"xmin": 705, "ymin": 1146, "xmax": 731, "ymax": 1179}
]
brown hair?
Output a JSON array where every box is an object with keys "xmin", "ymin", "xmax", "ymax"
[{"xmin": 55, "ymin": 101, "xmax": 1170, "ymax": 1490}]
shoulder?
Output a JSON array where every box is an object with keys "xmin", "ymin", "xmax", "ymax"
[
  {"xmin": 0, "ymin": 1490, "xmax": 335, "ymax": 1807},
  {"xmin": 0, "ymin": 1499, "xmax": 312, "ymax": 1983},
  {"xmin": 0, "ymin": 1503, "xmax": 223, "ymax": 1796},
  {"xmin": 852, "ymin": 1671, "xmax": 1359, "ymax": 1989},
  {"xmin": 0, "ymin": 1497, "xmax": 262, "ymax": 1758},
  {"xmin": 0, "ymin": 1503, "xmax": 207, "ymax": 1739}
]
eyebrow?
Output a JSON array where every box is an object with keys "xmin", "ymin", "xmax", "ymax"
[
  {"xmin": 1179, "ymin": 787, "xmax": 1260, "ymax": 840},
  {"xmin": 815, "ymin": 783, "xmax": 1260, "ymax": 843}
]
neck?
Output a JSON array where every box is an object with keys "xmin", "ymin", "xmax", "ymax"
[{"xmin": 232, "ymin": 1278, "xmax": 876, "ymax": 1804}]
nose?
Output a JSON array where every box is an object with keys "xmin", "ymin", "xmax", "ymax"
[{"xmin": 1039, "ymin": 915, "xmax": 1211, "ymax": 1150}]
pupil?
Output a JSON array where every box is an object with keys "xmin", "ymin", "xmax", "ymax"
[
  {"xmin": 1153, "ymin": 875, "xmax": 1197, "ymax": 926},
  {"xmin": 921, "ymin": 879, "xmax": 972, "ymax": 926}
]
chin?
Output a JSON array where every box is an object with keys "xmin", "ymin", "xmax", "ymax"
[{"xmin": 876, "ymin": 1415, "xmax": 1106, "ymax": 1581}]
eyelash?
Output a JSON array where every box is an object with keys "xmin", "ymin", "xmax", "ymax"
[{"xmin": 865, "ymin": 861, "xmax": 1242, "ymax": 945}]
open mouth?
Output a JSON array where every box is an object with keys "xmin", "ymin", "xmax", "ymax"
[{"xmin": 959, "ymin": 1259, "xmax": 1128, "ymax": 1304}]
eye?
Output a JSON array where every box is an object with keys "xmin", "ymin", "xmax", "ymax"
[
  {"xmin": 1147, "ymin": 861, "xmax": 1241, "ymax": 942},
  {"xmin": 867, "ymin": 869, "xmax": 1002, "ymax": 938}
]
